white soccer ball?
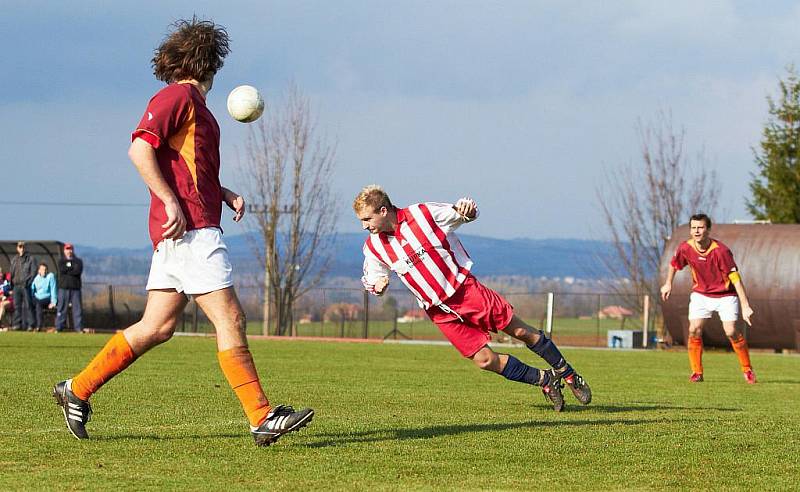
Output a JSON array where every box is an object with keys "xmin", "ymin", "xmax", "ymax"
[{"xmin": 227, "ymin": 85, "xmax": 264, "ymax": 123}]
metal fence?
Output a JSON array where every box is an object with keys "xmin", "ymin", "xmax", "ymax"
[{"xmin": 79, "ymin": 281, "xmax": 658, "ymax": 348}]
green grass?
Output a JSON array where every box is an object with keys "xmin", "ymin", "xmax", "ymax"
[{"xmin": 1, "ymin": 332, "xmax": 797, "ymax": 490}]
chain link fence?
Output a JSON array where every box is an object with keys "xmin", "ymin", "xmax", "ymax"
[{"xmin": 79, "ymin": 281, "xmax": 658, "ymax": 348}]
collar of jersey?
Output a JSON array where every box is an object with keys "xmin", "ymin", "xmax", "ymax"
[{"xmin": 688, "ymin": 238, "xmax": 718, "ymax": 256}]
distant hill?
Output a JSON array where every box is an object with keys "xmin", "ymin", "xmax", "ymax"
[{"xmin": 76, "ymin": 232, "xmax": 617, "ymax": 282}]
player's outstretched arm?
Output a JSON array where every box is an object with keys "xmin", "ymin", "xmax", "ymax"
[
  {"xmin": 129, "ymin": 138, "xmax": 187, "ymax": 239},
  {"xmin": 731, "ymin": 275, "xmax": 754, "ymax": 326},
  {"xmin": 222, "ymin": 187, "xmax": 245, "ymax": 222},
  {"xmin": 660, "ymin": 266, "xmax": 677, "ymax": 301}
]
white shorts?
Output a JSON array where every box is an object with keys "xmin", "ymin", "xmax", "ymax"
[
  {"xmin": 146, "ymin": 227, "xmax": 233, "ymax": 295},
  {"xmin": 688, "ymin": 292, "xmax": 739, "ymax": 322}
]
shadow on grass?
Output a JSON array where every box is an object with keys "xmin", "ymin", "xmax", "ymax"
[
  {"xmin": 302, "ymin": 417, "xmax": 705, "ymax": 448},
  {"xmin": 569, "ymin": 404, "xmax": 741, "ymax": 413},
  {"xmin": 92, "ymin": 432, "xmax": 244, "ymax": 442}
]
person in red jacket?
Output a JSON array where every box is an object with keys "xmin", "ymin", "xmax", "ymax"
[{"xmin": 661, "ymin": 214, "xmax": 756, "ymax": 384}]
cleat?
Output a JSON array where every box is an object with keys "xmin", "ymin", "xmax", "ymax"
[
  {"xmin": 541, "ymin": 370, "xmax": 565, "ymax": 412},
  {"xmin": 251, "ymin": 404, "xmax": 314, "ymax": 447},
  {"xmin": 53, "ymin": 380, "xmax": 92, "ymax": 439},
  {"xmin": 563, "ymin": 372, "xmax": 592, "ymax": 405},
  {"xmin": 744, "ymin": 370, "xmax": 757, "ymax": 384},
  {"xmin": 689, "ymin": 373, "xmax": 704, "ymax": 383}
]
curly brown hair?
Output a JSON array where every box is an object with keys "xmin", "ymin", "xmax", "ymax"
[{"xmin": 152, "ymin": 18, "xmax": 231, "ymax": 83}]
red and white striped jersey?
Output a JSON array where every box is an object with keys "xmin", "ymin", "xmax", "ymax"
[{"xmin": 361, "ymin": 200, "xmax": 477, "ymax": 309}]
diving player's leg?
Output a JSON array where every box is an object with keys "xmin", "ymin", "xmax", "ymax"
[{"xmin": 502, "ymin": 315, "xmax": 591, "ymax": 405}]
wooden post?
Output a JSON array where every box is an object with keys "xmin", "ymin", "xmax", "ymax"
[
  {"xmin": 363, "ymin": 290, "xmax": 369, "ymax": 339},
  {"xmin": 642, "ymin": 294, "xmax": 650, "ymax": 348}
]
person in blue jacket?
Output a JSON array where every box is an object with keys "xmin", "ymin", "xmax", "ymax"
[{"xmin": 31, "ymin": 263, "xmax": 57, "ymax": 331}]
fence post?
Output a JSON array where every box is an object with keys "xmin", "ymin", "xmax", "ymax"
[
  {"xmin": 642, "ymin": 294, "xmax": 650, "ymax": 348},
  {"xmin": 546, "ymin": 292, "xmax": 555, "ymax": 336},
  {"xmin": 192, "ymin": 299, "xmax": 198, "ymax": 333},
  {"xmin": 363, "ymin": 290, "xmax": 369, "ymax": 339}
]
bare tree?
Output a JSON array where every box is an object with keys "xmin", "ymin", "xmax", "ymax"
[
  {"xmin": 238, "ymin": 84, "xmax": 338, "ymax": 335},
  {"xmin": 596, "ymin": 110, "xmax": 720, "ymax": 308}
]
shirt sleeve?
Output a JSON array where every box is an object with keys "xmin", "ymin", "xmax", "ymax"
[
  {"xmin": 670, "ymin": 244, "xmax": 688, "ymax": 270},
  {"xmin": 425, "ymin": 198, "xmax": 479, "ymax": 234},
  {"xmin": 718, "ymin": 246, "xmax": 738, "ymax": 275},
  {"xmin": 131, "ymin": 85, "xmax": 193, "ymax": 148},
  {"xmin": 361, "ymin": 243, "xmax": 391, "ymax": 294}
]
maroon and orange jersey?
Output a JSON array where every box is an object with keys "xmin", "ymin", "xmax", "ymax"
[
  {"xmin": 670, "ymin": 238, "xmax": 739, "ymax": 297},
  {"xmin": 132, "ymin": 83, "xmax": 223, "ymax": 249}
]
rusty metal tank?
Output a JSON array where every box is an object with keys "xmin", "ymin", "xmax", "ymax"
[{"xmin": 660, "ymin": 223, "xmax": 800, "ymax": 350}]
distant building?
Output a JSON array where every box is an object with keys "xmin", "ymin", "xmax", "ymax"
[
  {"xmin": 397, "ymin": 308, "xmax": 426, "ymax": 323},
  {"xmin": 324, "ymin": 303, "xmax": 362, "ymax": 322},
  {"xmin": 598, "ymin": 305, "xmax": 633, "ymax": 320}
]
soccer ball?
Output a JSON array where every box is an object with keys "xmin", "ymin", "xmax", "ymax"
[{"xmin": 226, "ymin": 85, "xmax": 265, "ymax": 123}]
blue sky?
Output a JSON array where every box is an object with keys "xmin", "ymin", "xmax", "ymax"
[{"xmin": 2, "ymin": 1, "xmax": 798, "ymax": 247}]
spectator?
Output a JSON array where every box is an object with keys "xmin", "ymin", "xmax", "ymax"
[
  {"xmin": 31, "ymin": 262, "xmax": 57, "ymax": 331},
  {"xmin": 0, "ymin": 266, "xmax": 13, "ymax": 331},
  {"xmin": 10, "ymin": 241, "xmax": 36, "ymax": 330},
  {"xmin": 56, "ymin": 243, "xmax": 84, "ymax": 333}
]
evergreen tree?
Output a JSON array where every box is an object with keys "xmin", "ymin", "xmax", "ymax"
[{"xmin": 747, "ymin": 67, "xmax": 800, "ymax": 222}]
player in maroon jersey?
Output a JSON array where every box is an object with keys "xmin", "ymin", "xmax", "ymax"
[
  {"xmin": 354, "ymin": 185, "xmax": 592, "ymax": 411},
  {"xmin": 661, "ymin": 214, "xmax": 756, "ymax": 384},
  {"xmin": 52, "ymin": 18, "xmax": 313, "ymax": 445}
]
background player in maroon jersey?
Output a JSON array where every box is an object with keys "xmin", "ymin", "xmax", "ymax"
[
  {"xmin": 355, "ymin": 185, "xmax": 592, "ymax": 412},
  {"xmin": 53, "ymin": 18, "xmax": 313, "ymax": 446},
  {"xmin": 661, "ymin": 213, "xmax": 756, "ymax": 384}
]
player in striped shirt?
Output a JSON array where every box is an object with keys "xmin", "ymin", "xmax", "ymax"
[
  {"xmin": 354, "ymin": 185, "xmax": 592, "ymax": 411},
  {"xmin": 661, "ymin": 214, "xmax": 756, "ymax": 384}
]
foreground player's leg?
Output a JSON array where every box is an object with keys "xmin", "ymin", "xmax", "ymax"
[
  {"xmin": 687, "ymin": 319, "xmax": 705, "ymax": 382},
  {"xmin": 195, "ymin": 287, "xmax": 313, "ymax": 446},
  {"xmin": 471, "ymin": 346, "xmax": 565, "ymax": 411},
  {"xmin": 722, "ymin": 321, "xmax": 756, "ymax": 384},
  {"xmin": 53, "ymin": 290, "xmax": 188, "ymax": 439},
  {"xmin": 501, "ymin": 315, "xmax": 591, "ymax": 405}
]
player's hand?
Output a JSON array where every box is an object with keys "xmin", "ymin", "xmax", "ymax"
[
  {"xmin": 454, "ymin": 197, "xmax": 477, "ymax": 220},
  {"xmin": 223, "ymin": 189, "xmax": 246, "ymax": 222},
  {"xmin": 48, "ymin": 303, "xmax": 55, "ymax": 310},
  {"xmin": 162, "ymin": 201, "xmax": 187, "ymax": 239},
  {"xmin": 374, "ymin": 276, "xmax": 389, "ymax": 295},
  {"xmin": 742, "ymin": 305, "xmax": 754, "ymax": 326},
  {"xmin": 660, "ymin": 283, "xmax": 672, "ymax": 301}
]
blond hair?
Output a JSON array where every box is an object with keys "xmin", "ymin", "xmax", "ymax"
[{"xmin": 353, "ymin": 184, "xmax": 393, "ymax": 212}]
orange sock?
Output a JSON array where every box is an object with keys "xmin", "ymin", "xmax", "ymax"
[
  {"xmin": 217, "ymin": 347, "xmax": 271, "ymax": 427},
  {"xmin": 729, "ymin": 334, "xmax": 752, "ymax": 372},
  {"xmin": 687, "ymin": 336, "xmax": 704, "ymax": 375},
  {"xmin": 71, "ymin": 332, "xmax": 137, "ymax": 401}
]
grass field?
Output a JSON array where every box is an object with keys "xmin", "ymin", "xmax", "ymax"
[{"xmin": 1, "ymin": 332, "xmax": 797, "ymax": 490}]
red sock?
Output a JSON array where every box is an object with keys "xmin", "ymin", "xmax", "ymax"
[
  {"xmin": 729, "ymin": 334, "xmax": 752, "ymax": 372},
  {"xmin": 687, "ymin": 336, "xmax": 703, "ymax": 375},
  {"xmin": 71, "ymin": 332, "xmax": 137, "ymax": 401},
  {"xmin": 217, "ymin": 347, "xmax": 271, "ymax": 427}
]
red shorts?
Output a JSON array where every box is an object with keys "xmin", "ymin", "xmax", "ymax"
[{"xmin": 425, "ymin": 275, "xmax": 514, "ymax": 358}]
